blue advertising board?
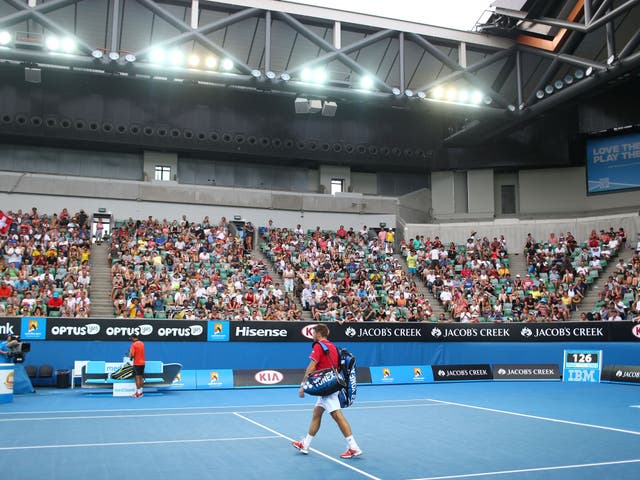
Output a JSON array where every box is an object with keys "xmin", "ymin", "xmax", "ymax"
[
  {"xmin": 586, "ymin": 132, "xmax": 640, "ymax": 194},
  {"xmin": 195, "ymin": 369, "xmax": 234, "ymax": 389},
  {"xmin": 369, "ymin": 365, "xmax": 434, "ymax": 385}
]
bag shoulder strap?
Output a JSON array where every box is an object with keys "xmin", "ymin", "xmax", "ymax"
[{"xmin": 314, "ymin": 340, "xmax": 338, "ymax": 369}]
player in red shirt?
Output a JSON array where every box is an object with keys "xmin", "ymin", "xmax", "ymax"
[
  {"xmin": 292, "ymin": 323, "xmax": 362, "ymax": 459},
  {"xmin": 128, "ymin": 334, "xmax": 146, "ymax": 398}
]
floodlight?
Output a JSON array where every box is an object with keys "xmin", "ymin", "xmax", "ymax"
[
  {"xmin": 585, "ymin": 66, "xmax": 594, "ymax": 76},
  {"xmin": 188, "ymin": 54, "xmax": 200, "ymax": 67},
  {"xmin": 392, "ymin": 87, "xmax": 401, "ymax": 96},
  {"xmin": 124, "ymin": 53, "xmax": 136, "ymax": 63},
  {"xmin": 205, "ymin": 56, "xmax": 217, "ymax": 69},
  {"xmin": 168, "ymin": 49, "xmax": 184, "ymax": 65},
  {"xmin": 301, "ymin": 68, "xmax": 312, "ymax": 82},
  {"xmin": 360, "ymin": 76, "xmax": 374, "ymax": 89},
  {"xmin": 564, "ymin": 74, "xmax": 573, "ymax": 85},
  {"xmin": 251, "ymin": 69, "xmax": 262, "ymax": 78},
  {"xmin": 312, "ymin": 67, "xmax": 326, "ymax": 83},
  {"xmin": 507, "ymin": 104, "xmax": 516, "ymax": 112},
  {"xmin": 432, "ymin": 86, "xmax": 444, "ymax": 99},
  {"xmin": 554, "ymin": 80, "xmax": 564, "ymax": 90},
  {"xmin": 417, "ymin": 91, "xmax": 426, "ymax": 99},
  {"xmin": 574, "ymin": 69, "xmax": 585, "ymax": 79},
  {"xmin": 221, "ymin": 58, "xmax": 234, "ymax": 71},
  {"xmin": 470, "ymin": 91, "xmax": 483, "ymax": 104},
  {"xmin": 46, "ymin": 36, "xmax": 60, "ymax": 51},
  {"xmin": 280, "ymin": 72, "xmax": 291, "ymax": 81},
  {"xmin": 607, "ymin": 54, "xmax": 616, "ymax": 66},
  {"xmin": 266, "ymin": 71, "xmax": 276, "ymax": 79},
  {"xmin": 91, "ymin": 49, "xmax": 104, "ymax": 59},
  {"xmin": 457, "ymin": 90, "xmax": 469, "ymax": 102},
  {"xmin": 536, "ymin": 90, "xmax": 544, "ymax": 99},
  {"xmin": 445, "ymin": 89, "xmax": 457, "ymax": 101},
  {"xmin": 149, "ymin": 48, "xmax": 165, "ymax": 64},
  {"xmin": 0, "ymin": 31, "xmax": 11, "ymax": 46},
  {"xmin": 544, "ymin": 84, "xmax": 554, "ymax": 95},
  {"xmin": 404, "ymin": 89, "xmax": 414, "ymax": 97},
  {"xmin": 61, "ymin": 38, "xmax": 75, "ymax": 53},
  {"xmin": 108, "ymin": 51, "xmax": 120, "ymax": 61}
]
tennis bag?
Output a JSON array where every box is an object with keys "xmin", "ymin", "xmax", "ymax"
[
  {"xmin": 337, "ymin": 348, "xmax": 357, "ymax": 408},
  {"xmin": 303, "ymin": 341, "xmax": 346, "ymax": 396},
  {"xmin": 111, "ymin": 363, "xmax": 135, "ymax": 380}
]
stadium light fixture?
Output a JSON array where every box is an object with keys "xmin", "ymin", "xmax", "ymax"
[
  {"xmin": 188, "ymin": 54, "xmax": 200, "ymax": 67},
  {"xmin": 61, "ymin": 38, "xmax": 76, "ymax": 53},
  {"xmin": 470, "ymin": 91, "xmax": 483, "ymax": 104},
  {"xmin": 91, "ymin": 49, "xmax": 104, "ymax": 59},
  {"xmin": 221, "ymin": 58, "xmax": 234, "ymax": 71},
  {"xmin": 457, "ymin": 90, "xmax": 469, "ymax": 102},
  {"xmin": 585, "ymin": 66, "xmax": 594, "ymax": 77},
  {"xmin": 45, "ymin": 36, "xmax": 60, "ymax": 51},
  {"xmin": 205, "ymin": 56, "xmax": 217, "ymax": 69},
  {"xmin": 507, "ymin": 104, "xmax": 516, "ymax": 112},
  {"xmin": 265, "ymin": 71, "xmax": 276, "ymax": 80},
  {"xmin": 312, "ymin": 67, "xmax": 327, "ymax": 83},
  {"xmin": 108, "ymin": 51, "xmax": 120, "ymax": 61},
  {"xmin": 360, "ymin": 76, "xmax": 374, "ymax": 89},
  {"xmin": 536, "ymin": 90, "xmax": 544, "ymax": 99},
  {"xmin": 392, "ymin": 87, "xmax": 402, "ymax": 96},
  {"xmin": 0, "ymin": 31, "xmax": 11, "ymax": 46},
  {"xmin": 483, "ymin": 96, "xmax": 493, "ymax": 105},
  {"xmin": 574, "ymin": 69, "xmax": 585, "ymax": 79},
  {"xmin": 445, "ymin": 89, "xmax": 457, "ymax": 101},
  {"xmin": 554, "ymin": 80, "xmax": 564, "ymax": 90},
  {"xmin": 124, "ymin": 53, "xmax": 136, "ymax": 63},
  {"xmin": 404, "ymin": 89, "xmax": 414, "ymax": 97},
  {"xmin": 168, "ymin": 49, "xmax": 184, "ymax": 66},
  {"xmin": 251, "ymin": 69, "xmax": 262, "ymax": 78},
  {"xmin": 417, "ymin": 91, "xmax": 426, "ymax": 99},
  {"xmin": 280, "ymin": 72, "xmax": 291, "ymax": 81},
  {"xmin": 149, "ymin": 48, "xmax": 165, "ymax": 64},
  {"xmin": 432, "ymin": 86, "xmax": 444, "ymax": 99},
  {"xmin": 563, "ymin": 74, "xmax": 573, "ymax": 85},
  {"xmin": 544, "ymin": 84, "xmax": 554, "ymax": 95}
]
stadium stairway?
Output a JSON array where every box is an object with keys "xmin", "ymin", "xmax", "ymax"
[
  {"xmin": 393, "ymin": 253, "xmax": 445, "ymax": 321},
  {"xmin": 506, "ymin": 251, "xmax": 529, "ymax": 280},
  {"xmin": 573, "ymin": 242, "xmax": 635, "ymax": 319},
  {"xmin": 89, "ymin": 242, "xmax": 114, "ymax": 318},
  {"xmin": 250, "ymin": 247, "xmax": 312, "ymax": 321}
]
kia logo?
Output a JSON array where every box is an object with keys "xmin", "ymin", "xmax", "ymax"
[
  {"xmin": 254, "ymin": 370, "xmax": 284, "ymax": 385},
  {"xmin": 301, "ymin": 324, "xmax": 317, "ymax": 339},
  {"xmin": 632, "ymin": 325, "xmax": 640, "ymax": 339}
]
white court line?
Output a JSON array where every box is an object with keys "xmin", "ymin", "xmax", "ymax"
[
  {"xmin": 428, "ymin": 398, "xmax": 640, "ymax": 436},
  {"xmin": 631, "ymin": 405, "xmax": 640, "ymax": 409},
  {"xmin": 409, "ymin": 458, "xmax": 640, "ymax": 480},
  {"xmin": 0, "ymin": 397, "xmax": 437, "ymax": 416},
  {"xmin": 0, "ymin": 435, "xmax": 279, "ymax": 451},
  {"xmin": 0, "ymin": 402, "xmax": 445, "ymax": 422},
  {"xmin": 233, "ymin": 412, "xmax": 382, "ymax": 480}
]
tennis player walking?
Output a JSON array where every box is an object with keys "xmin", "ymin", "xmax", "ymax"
[
  {"xmin": 293, "ymin": 324, "xmax": 362, "ymax": 458},
  {"xmin": 129, "ymin": 334, "xmax": 146, "ymax": 398}
]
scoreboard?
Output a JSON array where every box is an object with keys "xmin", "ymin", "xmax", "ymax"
[{"xmin": 563, "ymin": 350, "xmax": 602, "ymax": 383}]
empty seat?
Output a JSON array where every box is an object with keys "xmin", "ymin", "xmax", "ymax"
[{"xmin": 25, "ymin": 365, "xmax": 37, "ymax": 378}]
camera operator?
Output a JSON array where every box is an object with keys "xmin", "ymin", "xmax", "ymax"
[{"xmin": 0, "ymin": 335, "xmax": 15, "ymax": 362}]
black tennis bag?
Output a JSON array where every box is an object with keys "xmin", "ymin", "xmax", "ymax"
[
  {"xmin": 303, "ymin": 342, "xmax": 346, "ymax": 396},
  {"xmin": 111, "ymin": 363, "xmax": 135, "ymax": 380},
  {"xmin": 337, "ymin": 348, "xmax": 357, "ymax": 408}
]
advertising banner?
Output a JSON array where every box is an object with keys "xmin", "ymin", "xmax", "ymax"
[
  {"xmin": 20, "ymin": 317, "xmax": 47, "ymax": 341},
  {"xmin": 601, "ymin": 365, "xmax": 640, "ymax": 384},
  {"xmin": 369, "ymin": 365, "xmax": 433, "ymax": 385},
  {"xmin": 0, "ymin": 318, "xmax": 20, "ymax": 338},
  {"xmin": 194, "ymin": 369, "xmax": 234, "ymax": 389},
  {"xmin": 432, "ymin": 364, "xmax": 492, "ymax": 381},
  {"xmin": 493, "ymin": 364, "xmax": 560, "ymax": 381},
  {"xmin": 207, "ymin": 321, "xmax": 230, "ymax": 342}
]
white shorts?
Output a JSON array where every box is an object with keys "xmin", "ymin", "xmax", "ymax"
[{"xmin": 315, "ymin": 391, "xmax": 341, "ymax": 413}]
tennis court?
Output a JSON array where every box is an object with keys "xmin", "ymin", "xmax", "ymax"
[{"xmin": 2, "ymin": 381, "xmax": 639, "ymax": 479}]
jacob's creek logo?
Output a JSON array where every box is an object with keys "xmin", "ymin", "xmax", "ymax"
[
  {"xmin": 345, "ymin": 327, "xmax": 422, "ymax": 338},
  {"xmin": 301, "ymin": 324, "xmax": 318, "ymax": 339},
  {"xmin": 235, "ymin": 326, "xmax": 288, "ymax": 337},
  {"xmin": 431, "ymin": 326, "xmax": 510, "ymax": 338},
  {"xmin": 254, "ymin": 370, "xmax": 284, "ymax": 385},
  {"xmin": 50, "ymin": 323, "xmax": 101, "ymax": 336},
  {"xmin": 106, "ymin": 325, "xmax": 153, "ymax": 337},
  {"xmin": 520, "ymin": 326, "xmax": 604, "ymax": 339},
  {"xmin": 616, "ymin": 370, "xmax": 640, "ymax": 379},
  {"xmin": 632, "ymin": 324, "xmax": 640, "ymax": 339}
]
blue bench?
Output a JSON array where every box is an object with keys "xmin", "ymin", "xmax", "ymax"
[{"xmin": 82, "ymin": 361, "xmax": 175, "ymax": 388}]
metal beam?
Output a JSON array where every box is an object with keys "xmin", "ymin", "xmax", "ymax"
[
  {"xmin": 135, "ymin": 0, "xmax": 253, "ymax": 74},
  {"xmin": 518, "ymin": 45, "xmax": 607, "ymax": 71},
  {"xmin": 589, "ymin": 0, "xmax": 614, "ymax": 24},
  {"xmin": 275, "ymin": 11, "xmax": 392, "ymax": 91},
  {"xmin": 515, "ymin": 49, "xmax": 523, "ymax": 107},
  {"xmin": 584, "ymin": 0, "xmax": 592, "ymax": 24},
  {"xmin": 399, "ymin": 32, "xmax": 405, "ymax": 91},
  {"xmin": 201, "ymin": 0, "xmax": 514, "ymax": 50},
  {"xmin": 286, "ymin": 29, "xmax": 394, "ymax": 75},
  {"xmin": 111, "ymin": 0, "xmax": 120, "ymax": 53},
  {"xmin": 264, "ymin": 10, "xmax": 271, "ymax": 71},
  {"xmin": 134, "ymin": 7, "xmax": 259, "ymax": 57},
  {"xmin": 605, "ymin": 7, "xmax": 616, "ymax": 61},
  {"xmin": 619, "ymin": 24, "xmax": 640, "ymax": 59},
  {"xmin": 589, "ymin": 0, "xmax": 639, "ymax": 30},
  {"xmin": 0, "ymin": 0, "xmax": 79, "ymax": 28}
]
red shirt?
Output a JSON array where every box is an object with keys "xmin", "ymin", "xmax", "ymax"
[
  {"xmin": 310, "ymin": 340, "xmax": 339, "ymax": 370},
  {"xmin": 129, "ymin": 340, "xmax": 146, "ymax": 365}
]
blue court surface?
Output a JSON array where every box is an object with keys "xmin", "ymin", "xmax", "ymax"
[{"xmin": 1, "ymin": 382, "xmax": 639, "ymax": 480}]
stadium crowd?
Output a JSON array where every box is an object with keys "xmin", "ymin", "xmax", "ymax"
[{"xmin": 0, "ymin": 208, "xmax": 92, "ymax": 317}]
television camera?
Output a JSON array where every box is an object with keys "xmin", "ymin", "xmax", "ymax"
[{"xmin": 6, "ymin": 336, "xmax": 31, "ymax": 363}]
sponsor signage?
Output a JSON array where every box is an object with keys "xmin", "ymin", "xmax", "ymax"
[
  {"xmin": 230, "ymin": 321, "xmax": 304, "ymax": 342},
  {"xmin": 432, "ymin": 364, "xmax": 492, "ymax": 381},
  {"xmin": 370, "ymin": 365, "xmax": 433, "ymax": 385},
  {"xmin": 563, "ymin": 349, "xmax": 602, "ymax": 383},
  {"xmin": 493, "ymin": 364, "xmax": 560, "ymax": 381},
  {"xmin": 233, "ymin": 368, "xmax": 303, "ymax": 387},
  {"xmin": 44, "ymin": 318, "xmax": 208, "ymax": 341},
  {"xmin": 0, "ymin": 319, "xmax": 20, "ymax": 337},
  {"xmin": 601, "ymin": 365, "xmax": 640, "ymax": 384},
  {"xmin": 20, "ymin": 317, "xmax": 47, "ymax": 340},
  {"xmin": 207, "ymin": 321, "xmax": 230, "ymax": 342},
  {"xmin": 195, "ymin": 369, "xmax": 234, "ymax": 389}
]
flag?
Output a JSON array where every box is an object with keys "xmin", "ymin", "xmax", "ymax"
[{"xmin": 0, "ymin": 210, "xmax": 13, "ymax": 235}]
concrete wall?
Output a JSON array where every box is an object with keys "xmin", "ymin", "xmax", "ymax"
[
  {"xmin": 431, "ymin": 171, "xmax": 455, "ymax": 216},
  {"xmin": 398, "ymin": 188, "xmax": 431, "ymax": 223},
  {"xmin": 319, "ymin": 165, "xmax": 351, "ymax": 194},
  {"xmin": 494, "ymin": 171, "xmax": 519, "ymax": 216},
  {"xmin": 519, "ymin": 167, "xmax": 640, "ymax": 217},
  {"xmin": 143, "ymin": 151, "xmax": 178, "ymax": 182},
  {"xmin": 0, "ymin": 172, "xmax": 396, "ymax": 230},
  {"xmin": 351, "ymin": 171, "xmax": 378, "ymax": 194},
  {"xmin": 468, "ymin": 169, "xmax": 494, "ymax": 217}
]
